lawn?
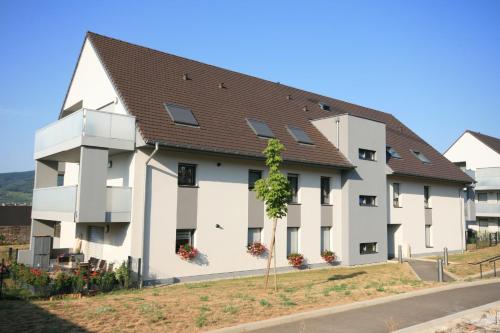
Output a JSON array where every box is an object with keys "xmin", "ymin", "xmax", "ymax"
[
  {"xmin": 0, "ymin": 263, "xmax": 433, "ymax": 332},
  {"xmin": 438, "ymin": 245, "xmax": 500, "ymax": 277},
  {"xmin": 0, "ymin": 244, "xmax": 28, "ymax": 261}
]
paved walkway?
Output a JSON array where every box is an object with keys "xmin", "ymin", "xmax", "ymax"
[
  {"xmin": 249, "ymin": 281, "xmax": 500, "ymax": 333},
  {"xmin": 408, "ymin": 259, "xmax": 454, "ymax": 282}
]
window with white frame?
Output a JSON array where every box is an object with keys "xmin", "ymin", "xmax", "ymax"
[
  {"xmin": 425, "ymin": 225, "xmax": 432, "ymax": 247},
  {"xmin": 288, "ymin": 174, "xmax": 299, "ymax": 204},
  {"xmin": 393, "ymin": 183, "xmax": 401, "ymax": 207},
  {"xmin": 359, "ymin": 148, "xmax": 376, "ymax": 161},
  {"xmin": 360, "ymin": 242, "xmax": 378, "ymax": 255},
  {"xmin": 247, "ymin": 228, "xmax": 262, "ymax": 246},
  {"xmin": 321, "ymin": 177, "xmax": 331, "ymax": 205},
  {"xmin": 320, "ymin": 227, "xmax": 331, "ymax": 252},
  {"xmin": 359, "ymin": 195, "xmax": 377, "ymax": 206},
  {"xmin": 287, "ymin": 227, "xmax": 299, "ymax": 255},
  {"xmin": 175, "ymin": 229, "xmax": 194, "ymax": 252}
]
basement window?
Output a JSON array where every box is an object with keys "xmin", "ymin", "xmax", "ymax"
[
  {"xmin": 286, "ymin": 126, "xmax": 314, "ymax": 145},
  {"xmin": 165, "ymin": 103, "xmax": 199, "ymax": 126},
  {"xmin": 360, "ymin": 242, "xmax": 378, "ymax": 255},
  {"xmin": 246, "ymin": 118, "xmax": 275, "ymax": 138},
  {"xmin": 411, "ymin": 150, "xmax": 431, "ymax": 164}
]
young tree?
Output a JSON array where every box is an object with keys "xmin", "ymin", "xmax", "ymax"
[{"xmin": 254, "ymin": 139, "xmax": 291, "ymax": 291}]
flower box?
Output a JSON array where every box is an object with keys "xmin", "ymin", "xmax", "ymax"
[
  {"xmin": 287, "ymin": 253, "xmax": 304, "ymax": 268},
  {"xmin": 247, "ymin": 242, "xmax": 267, "ymax": 257},
  {"xmin": 177, "ymin": 244, "xmax": 198, "ymax": 261},
  {"xmin": 321, "ymin": 250, "xmax": 336, "ymax": 264}
]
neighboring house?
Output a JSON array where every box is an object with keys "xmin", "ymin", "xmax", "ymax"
[
  {"xmin": 444, "ymin": 130, "xmax": 500, "ymax": 233},
  {"xmin": 0, "ymin": 205, "xmax": 32, "ymax": 244},
  {"xmin": 23, "ymin": 32, "xmax": 472, "ymax": 284}
]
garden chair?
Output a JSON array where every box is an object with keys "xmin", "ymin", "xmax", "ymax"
[
  {"xmin": 88, "ymin": 257, "xmax": 99, "ymax": 271},
  {"xmin": 97, "ymin": 259, "xmax": 107, "ymax": 272}
]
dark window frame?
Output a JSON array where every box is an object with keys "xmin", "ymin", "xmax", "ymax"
[
  {"xmin": 393, "ymin": 183, "xmax": 401, "ymax": 208},
  {"xmin": 386, "ymin": 146, "xmax": 402, "ymax": 159},
  {"xmin": 359, "ymin": 195, "xmax": 377, "ymax": 207},
  {"xmin": 424, "ymin": 186, "xmax": 431, "ymax": 208},
  {"xmin": 360, "ymin": 242, "xmax": 378, "ymax": 255},
  {"xmin": 359, "ymin": 148, "xmax": 376, "ymax": 161},
  {"xmin": 411, "ymin": 150, "xmax": 431, "ymax": 164},
  {"xmin": 178, "ymin": 163, "xmax": 197, "ymax": 187},
  {"xmin": 248, "ymin": 170, "xmax": 263, "ymax": 190},
  {"xmin": 175, "ymin": 229, "xmax": 195, "ymax": 252},
  {"xmin": 321, "ymin": 177, "xmax": 331, "ymax": 205}
]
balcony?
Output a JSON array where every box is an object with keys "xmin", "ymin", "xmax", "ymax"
[
  {"xmin": 475, "ymin": 167, "xmax": 500, "ymax": 191},
  {"xmin": 34, "ymin": 109, "xmax": 135, "ymax": 161},
  {"xmin": 476, "ymin": 202, "xmax": 500, "ymax": 217},
  {"xmin": 32, "ymin": 186, "xmax": 132, "ymax": 222}
]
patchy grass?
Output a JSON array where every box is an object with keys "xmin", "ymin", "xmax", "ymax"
[
  {"xmin": 427, "ymin": 245, "xmax": 500, "ymax": 277},
  {"xmin": 0, "ymin": 263, "xmax": 434, "ymax": 332}
]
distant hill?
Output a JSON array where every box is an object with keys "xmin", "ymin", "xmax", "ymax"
[{"xmin": 0, "ymin": 171, "xmax": 34, "ymax": 204}]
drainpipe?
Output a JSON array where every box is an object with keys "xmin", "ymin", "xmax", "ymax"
[
  {"xmin": 336, "ymin": 119, "xmax": 340, "ymax": 149},
  {"xmin": 459, "ymin": 187, "xmax": 465, "ymax": 254},
  {"xmin": 139, "ymin": 142, "xmax": 159, "ymax": 288}
]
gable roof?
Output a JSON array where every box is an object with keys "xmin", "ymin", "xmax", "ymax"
[
  {"xmin": 467, "ymin": 130, "xmax": 500, "ymax": 156},
  {"xmin": 85, "ymin": 32, "xmax": 472, "ymax": 183}
]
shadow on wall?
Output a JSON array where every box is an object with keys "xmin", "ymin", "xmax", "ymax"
[{"xmin": 0, "ymin": 299, "xmax": 88, "ymax": 332}]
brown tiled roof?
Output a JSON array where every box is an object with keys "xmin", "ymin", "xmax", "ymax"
[
  {"xmin": 467, "ymin": 130, "xmax": 500, "ymax": 155},
  {"xmin": 86, "ymin": 32, "xmax": 472, "ymax": 183}
]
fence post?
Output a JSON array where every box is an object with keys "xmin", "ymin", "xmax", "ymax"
[
  {"xmin": 15, "ymin": 249, "xmax": 18, "ymax": 262},
  {"xmin": 398, "ymin": 245, "xmax": 403, "ymax": 264},
  {"xmin": 480, "ymin": 263, "xmax": 483, "ymax": 279},
  {"xmin": 138, "ymin": 258, "xmax": 142, "ymax": 289},
  {"xmin": 0, "ymin": 259, "xmax": 4, "ymax": 299},
  {"xmin": 494, "ymin": 261, "xmax": 497, "ymax": 278},
  {"xmin": 437, "ymin": 258, "xmax": 443, "ymax": 282},
  {"xmin": 127, "ymin": 256, "xmax": 132, "ymax": 289},
  {"xmin": 444, "ymin": 247, "xmax": 448, "ymax": 267},
  {"xmin": 8, "ymin": 248, "xmax": 12, "ymax": 260}
]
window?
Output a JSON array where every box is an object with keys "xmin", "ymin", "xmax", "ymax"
[
  {"xmin": 359, "ymin": 195, "xmax": 376, "ymax": 206},
  {"xmin": 247, "ymin": 228, "xmax": 262, "ymax": 246},
  {"xmin": 165, "ymin": 103, "xmax": 199, "ymax": 126},
  {"xmin": 318, "ymin": 102, "xmax": 331, "ymax": 111},
  {"xmin": 246, "ymin": 118, "xmax": 275, "ymax": 138},
  {"xmin": 288, "ymin": 174, "xmax": 299, "ymax": 203},
  {"xmin": 54, "ymin": 222, "xmax": 61, "ymax": 238},
  {"xmin": 57, "ymin": 173, "xmax": 65, "ymax": 187},
  {"xmin": 425, "ymin": 226, "xmax": 432, "ymax": 247},
  {"xmin": 360, "ymin": 242, "xmax": 378, "ymax": 255},
  {"xmin": 178, "ymin": 164, "xmax": 196, "ymax": 186},
  {"xmin": 497, "ymin": 192, "xmax": 500, "ymax": 203},
  {"xmin": 411, "ymin": 150, "xmax": 431, "ymax": 164},
  {"xmin": 320, "ymin": 227, "xmax": 331, "ymax": 252},
  {"xmin": 393, "ymin": 183, "xmax": 401, "ymax": 207},
  {"xmin": 321, "ymin": 177, "xmax": 331, "ymax": 205},
  {"xmin": 424, "ymin": 186, "xmax": 431, "ymax": 208},
  {"xmin": 287, "ymin": 227, "xmax": 299, "ymax": 255},
  {"xmin": 248, "ymin": 170, "xmax": 262, "ymax": 190},
  {"xmin": 477, "ymin": 192, "xmax": 488, "ymax": 202},
  {"xmin": 386, "ymin": 146, "xmax": 402, "ymax": 159},
  {"xmin": 176, "ymin": 229, "xmax": 194, "ymax": 252},
  {"xmin": 286, "ymin": 126, "xmax": 314, "ymax": 145},
  {"xmin": 359, "ymin": 149, "xmax": 376, "ymax": 161}
]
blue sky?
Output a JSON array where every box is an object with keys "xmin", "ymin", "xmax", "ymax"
[{"xmin": 1, "ymin": 1, "xmax": 499, "ymax": 173}]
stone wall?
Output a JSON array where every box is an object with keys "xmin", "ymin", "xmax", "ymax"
[{"xmin": 0, "ymin": 225, "xmax": 31, "ymax": 245}]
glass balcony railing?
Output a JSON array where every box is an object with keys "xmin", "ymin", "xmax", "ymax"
[
  {"xmin": 476, "ymin": 167, "xmax": 500, "ymax": 191},
  {"xmin": 32, "ymin": 185, "xmax": 132, "ymax": 222},
  {"xmin": 476, "ymin": 202, "xmax": 500, "ymax": 217},
  {"xmin": 34, "ymin": 109, "xmax": 135, "ymax": 159}
]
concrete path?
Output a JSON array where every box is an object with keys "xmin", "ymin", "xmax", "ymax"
[
  {"xmin": 408, "ymin": 259, "xmax": 454, "ymax": 282},
  {"xmin": 246, "ymin": 281, "xmax": 500, "ymax": 333}
]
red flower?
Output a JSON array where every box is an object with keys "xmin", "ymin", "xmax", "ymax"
[
  {"xmin": 247, "ymin": 242, "xmax": 267, "ymax": 256},
  {"xmin": 287, "ymin": 253, "xmax": 304, "ymax": 268},
  {"xmin": 177, "ymin": 244, "xmax": 198, "ymax": 260},
  {"xmin": 321, "ymin": 250, "xmax": 336, "ymax": 264}
]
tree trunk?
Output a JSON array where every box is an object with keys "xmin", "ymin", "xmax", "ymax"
[{"xmin": 265, "ymin": 218, "xmax": 278, "ymax": 290}]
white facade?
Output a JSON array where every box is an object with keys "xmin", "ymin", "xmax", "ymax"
[{"xmin": 24, "ymin": 34, "xmax": 469, "ymax": 283}]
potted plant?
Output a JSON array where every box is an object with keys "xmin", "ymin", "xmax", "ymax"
[
  {"xmin": 247, "ymin": 242, "xmax": 267, "ymax": 257},
  {"xmin": 177, "ymin": 244, "xmax": 198, "ymax": 261},
  {"xmin": 287, "ymin": 253, "xmax": 304, "ymax": 268},
  {"xmin": 321, "ymin": 250, "xmax": 336, "ymax": 264}
]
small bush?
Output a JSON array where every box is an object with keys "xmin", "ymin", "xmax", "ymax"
[
  {"xmin": 259, "ymin": 299, "xmax": 271, "ymax": 307},
  {"xmin": 200, "ymin": 295, "xmax": 209, "ymax": 301},
  {"xmin": 223, "ymin": 304, "xmax": 239, "ymax": 314}
]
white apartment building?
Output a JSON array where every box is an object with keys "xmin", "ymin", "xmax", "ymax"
[
  {"xmin": 445, "ymin": 130, "xmax": 500, "ymax": 233},
  {"xmin": 22, "ymin": 32, "xmax": 472, "ymax": 284}
]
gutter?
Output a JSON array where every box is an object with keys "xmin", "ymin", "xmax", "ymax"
[{"xmin": 139, "ymin": 141, "xmax": 159, "ymax": 288}]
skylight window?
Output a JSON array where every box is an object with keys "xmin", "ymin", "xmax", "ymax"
[
  {"xmin": 165, "ymin": 103, "xmax": 199, "ymax": 126},
  {"xmin": 246, "ymin": 119, "xmax": 275, "ymax": 138},
  {"xmin": 286, "ymin": 126, "xmax": 313, "ymax": 145},
  {"xmin": 411, "ymin": 150, "xmax": 431, "ymax": 164},
  {"xmin": 386, "ymin": 146, "xmax": 402, "ymax": 159},
  {"xmin": 318, "ymin": 102, "xmax": 331, "ymax": 111}
]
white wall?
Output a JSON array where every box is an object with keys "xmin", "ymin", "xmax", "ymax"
[
  {"xmin": 139, "ymin": 150, "xmax": 341, "ymax": 281},
  {"xmin": 388, "ymin": 177, "xmax": 464, "ymax": 255},
  {"xmin": 63, "ymin": 38, "xmax": 127, "ymax": 115},
  {"xmin": 445, "ymin": 132, "xmax": 500, "ymax": 170}
]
